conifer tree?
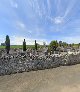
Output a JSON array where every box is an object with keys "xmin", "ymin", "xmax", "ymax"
[
  {"xmin": 23, "ymin": 39, "xmax": 26, "ymax": 51},
  {"xmin": 35, "ymin": 40, "xmax": 37, "ymax": 50},
  {"xmin": 5, "ymin": 35, "xmax": 10, "ymax": 54}
]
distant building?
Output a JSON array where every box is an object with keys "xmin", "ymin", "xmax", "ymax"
[{"xmin": 1, "ymin": 43, "xmax": 5, "ymax": 46}]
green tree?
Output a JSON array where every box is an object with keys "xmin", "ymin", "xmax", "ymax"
[
  {"xmin": 35, "ymin": 40, "xmax": 37, "ymax": 50},
  {"xmin": 5, "ymin": 35, "xmax": 10, "ymax": 54},
  {"xmin": 62, "ymin": 42, "xmax": 68, "ymax": 47},
  {"xmin": 59, "ymin": 41, "xmax": 62, "ymax": 47},
  {"xmin": 69, "ymin": 44, "xmax": 72, "ymax": 47},
  {"xmin": 49, "ymin": 40, "xmax": 58, "ymax": 51},
  {"xmin": 23, "ymin": 39, "xmax": 26, "ymax": 51},
  {"xmin": 43, "ymin": 42, "xmax": 46, "ymax": 47},
  {"xmin": 72, "ymin": 43, "xmax": 74, "ymax": 47}
]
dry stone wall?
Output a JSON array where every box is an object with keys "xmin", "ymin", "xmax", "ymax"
[{"xmin": 0, "ymin": 49, "xmax": 80, "ymax": 76}]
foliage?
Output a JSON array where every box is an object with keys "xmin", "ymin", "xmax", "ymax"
[
  {"xmin": 5, "ymin": 35, "xmax": 10, "ymax": 54},
  {"xmin": 35, "ymin": 40, "xmax": 37, "ymax": 50},
  {"xmin": 62, "ymin": 42, "xmax": 68, "ymax": 47},
  {"xmin": 23, "ymin": 39, "xmax": 26, "ymax": 51},
  {"xmin": 59, "ymin": 41, "xmax": 62, "ymax": 47},
  {"xmin": 49, "ymin": 40, "xmax": 58, "ymax": 51}
]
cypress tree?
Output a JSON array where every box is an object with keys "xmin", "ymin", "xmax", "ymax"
[
  {"xmin": 5, "ymin": 35, "xmax": 10, "ymax": 54},
  {"xmin": 35, "ymin": 40, "xmax": 37, "ymax": 50},
  {"xmin": 23, "ymin": 39, "xmax": 26, "ymax": 51}
]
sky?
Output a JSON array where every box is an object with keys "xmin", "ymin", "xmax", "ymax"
[{"xmin": 0, "ymin": 0, "xmax": 80, "ymax": 45}]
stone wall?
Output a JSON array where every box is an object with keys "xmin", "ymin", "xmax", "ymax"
[{"xmin": 0, "ymin": 51, "xmax": 80, "ymax": 76}]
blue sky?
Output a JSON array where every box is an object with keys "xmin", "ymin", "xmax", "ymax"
[{"xmin": 0, "ymin": 0, "xmax": 80, "ymax": 45}]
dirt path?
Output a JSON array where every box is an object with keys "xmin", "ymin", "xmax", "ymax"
[{"xmin": 0, "ymin": 64, "xmax": 80, "ymax": 92}]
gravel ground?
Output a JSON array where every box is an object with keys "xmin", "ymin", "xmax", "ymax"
[{"xmin": 0, "ymin": 64, "xmax": 80, "ymax": 92}]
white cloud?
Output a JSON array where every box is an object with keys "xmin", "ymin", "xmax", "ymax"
[
  {"xmin": 0, "ymin": 35, "xmax": 5, "ymax": 44},
  {"xmin": 27, "ymin": 0, "xmax": 33, "ymax": 7},
  {"xmin": 32, "ymin": 0, "xmax": 43, "ymax": 17},
  {"xmin": 10, "ymin": 0, "xmax": 18, "ymax": 8},
  {"xmin": 50, "ymin": 26, "xmax": 62, "ymax": 32},
  {"xmin": 14, "ymin": 20, "xmax": 33, "ymax": 35},
  {"xmin": 11, "ymin": 36, "xmax": 47, "ymax": 45},
  {"xmin": 47, "ymin": 0, "xmax": 51, "ymax": 14},
  {"xmin": 14, "ymin": 20, "xmax": 46, "ymax": 38},
  {"xmin": 61, "ymin": 36, "xmax": 80, "ymax": 44},
  {"xmin": 16, "ymin": 21, "xmax": 26, "ymax": 30},
  {"xmin": 63, "ymin": 0, "xmax": 76, "ymax": 18},
  {"xmin": 55, "ymin": 0, "xmax": 61, "ymax": 14},
  {"xmin": 54, "ymin": 16, "xmax": 64, "ymax": 24},
  {"xmin": 34, "ymin": 28, "xmax": 46, "ymax": 37},
  {"xmin": 0, "ymin": 35, "xmax": 80, "ymax": 45},
  {"xmin": 46, "ymin": 16, "xmax": 64, "ymax": 25}
]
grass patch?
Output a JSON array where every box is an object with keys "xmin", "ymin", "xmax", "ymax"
[{"xmin": 0, "ymin": 45, "xmax": 45, "ymax": 49}]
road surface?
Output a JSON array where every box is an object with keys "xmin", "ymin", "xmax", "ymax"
[{"xmin": 0, "ymin": 64, "xmax": 80, "ymax": 92}]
